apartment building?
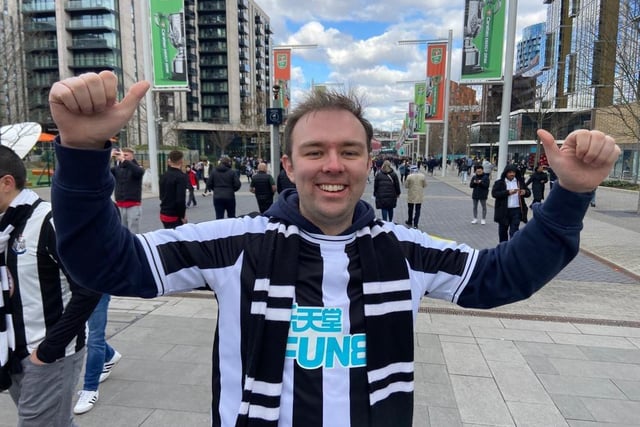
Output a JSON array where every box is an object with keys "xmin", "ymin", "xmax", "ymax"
[{"xmin": 1, "ymin": 0, "xmax": 271, "ymax": 155}]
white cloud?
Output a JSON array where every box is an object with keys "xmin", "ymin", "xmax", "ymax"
[{"xmin": 256, "ymin": 1, "xmax": 547, "ymax": 130}]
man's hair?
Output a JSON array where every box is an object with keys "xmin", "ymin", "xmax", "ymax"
[
  {"xmin": 0, "ymin": 146, "xmax": 27, "ymax": 190},
  {"xmin": 219, "ymin": 156, "xmax": 231, "ymax": 166},
  {"xmin": 121, "ymin": 147, "xmax": 135, "ymax": 155},
  {"xmin": 258, "ymin": 162, "xmax": 268, "ymax": 172},
  {"xmin": 168, "ymin": 150, "xmax": 183, "ymax": 163},
  {"xmin": 283, "ymin": 89, "xmax": 373, "ymax": 157}
]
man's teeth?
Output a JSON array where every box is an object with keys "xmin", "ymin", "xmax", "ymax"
[{"xmin": 320, "ymin": 184, "xmax": 344, "ymax": 192}]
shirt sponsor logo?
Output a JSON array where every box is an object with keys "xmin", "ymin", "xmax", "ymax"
[{"xmin": 286, "ymin": 304, "xmax": 366, "ymax": 369}]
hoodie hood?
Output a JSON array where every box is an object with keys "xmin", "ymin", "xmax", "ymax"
[
  {"xmin": 500, "ymin": 164, "xmax": 521, "ymax": 180},
  {"xmin": 264, "ymin": 188, "xmax": 376, "ymax": 235}
]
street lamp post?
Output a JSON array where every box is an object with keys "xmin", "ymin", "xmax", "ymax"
[{"xmin": 268, "ymin": 44, "xmax": 318, "ymax": 182}]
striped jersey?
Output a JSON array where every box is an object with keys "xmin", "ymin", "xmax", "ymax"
[{"xmin": 136, "ymin": 215, "xmax": 478, "ymax": 427}]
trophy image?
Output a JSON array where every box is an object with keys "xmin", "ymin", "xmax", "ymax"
[
  {"xmin": 153, "ymin": 11, "xmax": 187, "ymax": 81},
  {"xmin": 463, "ymin": 0, "xmax": 484, "ymax": 74}
]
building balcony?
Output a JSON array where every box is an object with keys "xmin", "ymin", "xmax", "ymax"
[
  {"xmin": 25, "ymin": 39, "xmax": 58, "ymax": 51},
  {"xmin": 238, "ymin": 0, "xmax": 249, "ymax": 10},
  {"xmin": 69, "ymin": 37, "xmax": 117, "ymax": 50},
  {"xmin": 22, "ymin": 1, "xmax": 56, "ymax": 14},
  {"xmin": 24, "ymin": 21, "xmax": 57, "ymax": 32},
  {"xmin": 198, "ymin": 1, "xmax": 225, "ymax": 12},
  {"xmin": 65, "ymin": 0, "xmax": 116, "ymax": 13},
  {"xmin": 67, "ymin": 19, "xmax": 118, "ymax": 31}
]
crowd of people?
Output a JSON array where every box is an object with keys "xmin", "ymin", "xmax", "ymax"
[{"xmin": 0, "ymin": 69, "xmax": 619, "ymax": 427}]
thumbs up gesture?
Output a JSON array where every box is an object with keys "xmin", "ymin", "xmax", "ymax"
[
  {"xmin": 49, "ymin": 71, "xmax": 150, "ymax": 149},
  {"xmin": 537, "ymin": 129, "xmax": 621, "ymax": 193}
]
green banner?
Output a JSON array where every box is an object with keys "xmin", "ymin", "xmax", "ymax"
[
  {"xmin": 414, "ymin": 82, "xmax": 426, "ymax": 133},
  {"xmin": 149, "ymin": 0, "xmax": 188, "ymax": 89},
  {"xmin": 461, "ymin": 0, "xmax": 505, "ymax": 82}
]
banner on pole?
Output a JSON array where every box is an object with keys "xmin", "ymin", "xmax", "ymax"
[
  {"xmin": 414, "ymin": 82, "xmax": 427, "ymax": 133},
  {"xmin": 149, "ymin": 0, "xmax": 188, "ymax": 89},
  {"xmin": 461, "ymin": 0, "xmax": 506, "ymax": 83},
  {"xmin": 426, "ymin": 43, "xmax": 447, "ymax": 123},
  {"xmin": 273, "ymin": 49, "xmax": 292, "ymax": 109}
]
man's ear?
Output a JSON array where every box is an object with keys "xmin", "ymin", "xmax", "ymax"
[{"xmin": 281, "ymin": 155, "xmax": 295, "ymax": 183}]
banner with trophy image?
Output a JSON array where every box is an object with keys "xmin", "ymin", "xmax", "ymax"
[
  {"xmin": 425, "ymin": 43, "xmax": 447, "ymax": 123},
  {"xmin": 149, "ymin": 0, "xmax": 188, "ymax": 89},
  {"xmin": 461, "ymin": 0, "xmax": 506, "ymax": 83},
  {"xmin": 273, "ymin": 49, "xmax": 292, "ymax": 109}
]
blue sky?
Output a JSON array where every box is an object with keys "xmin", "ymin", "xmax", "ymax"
[{"xmin": 258, "ymin": 0, "xmax": 547, "ymax": 131}]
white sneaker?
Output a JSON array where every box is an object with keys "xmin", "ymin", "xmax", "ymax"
[
  {"xmin": 99, "ymin": 350, "xmax": 121, "ymax": 383},
  {"xmin": 481, "ymin": 219, "xmax": 486, "ymax": 225},
  {"xmin": 471, "ymin": 219, "xmax": 478, "ymax": 224},
  {"xmin": 74, "ymin": 390, "xmax": 99, "ymax": 414}
]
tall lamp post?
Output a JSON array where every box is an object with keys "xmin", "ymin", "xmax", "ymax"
[{"xmin": 267, "ymin": 44, "xmax": 317, "ymax": 182}]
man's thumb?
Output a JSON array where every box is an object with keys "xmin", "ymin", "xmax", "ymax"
[
  {"xmin": 120, "ymin": 81, "xmax": 150, "ymax": 113},
  {"xmin": 537, "ymin": 129, "xmax": 560, "ymax": 157}
]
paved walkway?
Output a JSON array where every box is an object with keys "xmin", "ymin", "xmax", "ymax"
[{"xmin": 1, "ymin": 171, "xmax": 639, "ymax": 426}]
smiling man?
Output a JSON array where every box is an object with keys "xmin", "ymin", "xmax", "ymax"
[{"xmin": 49, "ymin": 71, "xmax": 619, "ymax": 427}]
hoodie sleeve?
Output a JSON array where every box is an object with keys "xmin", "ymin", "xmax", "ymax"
[
  {"xmin": 51, "ymin": 140, "xmax": 158, "ymax": 298},
  {"xmin": 456, "ymin": 184, "xmax": 592, "ymax": 308}
]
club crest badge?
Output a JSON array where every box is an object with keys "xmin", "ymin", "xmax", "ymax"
[{"xmin": 12, "ymin": 235, "xmax": 27, "ymax": 255}]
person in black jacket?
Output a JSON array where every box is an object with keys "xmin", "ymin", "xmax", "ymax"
[
  {"xmin": 159, "ymin": 150, "xmax": 189, "ymax": 228},
  {"xmin": 492, "ymin": 164, "xmax": 531, "ymax": 242},
  {"xmin": 469, "ymin": 165, "xmax": 490, "ymax": 224},
  {"xmin": 525, "ymin": 164, "xmax": 549, "ymax": 206},
  {"xmin": 0, "ymin": 145, "xmax": 101, "ymax": 426},
  {"xmin": 206, "ymin": 156, "xmax": 242, "ymax": 219},
  {"xmin": 277, "ymin": 165, "xmax": 295, "ymax": 194},
  {"xmin": 111, "ymin": 147, "xmax": 144, "ymax": 233},
  {"xmin": 250, "ymin": 162, "xmax": 276, "ymax": 213},
  {"xmin": 373, "ymin": 160, "xmax": 401, "ymax": 222}
]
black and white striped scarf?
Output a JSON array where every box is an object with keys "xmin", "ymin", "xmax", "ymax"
[
  {"xmin": 0, "ymin": 189, "xmax": 40, "ymax": 390},
  {"xmin": 237, "ymin": 219, "xmax": 414, "ymax": 427}
]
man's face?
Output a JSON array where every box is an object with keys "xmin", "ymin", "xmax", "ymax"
[
  {"xmin": 475, "ymin": 168, "xmax": 484, "ymax": 176},
  {"xmin": 122, "ymin": 151, "xmax": 134, "ymax": 161},
  {"xmin": 282, "ymin": 109, "xmax": 371, "ymax": 235},
  {"xmin": 506, "ymin": 170, "xmax": 516, "ymax": 180}
]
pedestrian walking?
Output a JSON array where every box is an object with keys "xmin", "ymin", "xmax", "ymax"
[
  {"xmin": 373, "ymin": 160, "xmax": 401, "ymax": 221},
  {"xmin": 111, "ymin": 147, "xmax": 144, "ymax": 233},
  {"xmin": 469, "ymin": 165, "xmax": 490, "ymax": 224},
  {"xmin": 525, "ymin": 164, "xmax": 549, "ymax": 206},
  {"xmin": 404, "ymin": 166, "xmax": 427, "ymax": 228},
  {"xmin": 492, "ymin": 164, "xmax": 531, "ymax": 242},
  {"xmin": 249, "ymin": 162, "xmax": 276, "ymax": 213},
  {"xmin": 159, "ymin": 150, "xmax": 189, "ymax": 228},
  {"xmin": 206, "ymin": 156, "xmax": 242, "ymax": 219},
  {"xmin": 185, "ymin": 165, "xmax": 198, "ymax": 208}
]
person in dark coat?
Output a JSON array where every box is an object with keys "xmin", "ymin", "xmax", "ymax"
[
  {"xmin": 159, "ymin": 150, "xmax": 190, "ymax": 229},
  {"xmin": 111, "ymin": 147, "xmax": 144, "ymax": 233},
  {"xmin": 373, "ymin": 160, "xmax": 401, "ymax": 222},
  {"xmin": 469, "ymin": 165, "xmax": 490, "ymax": 224},
  {"xmin": 250, "ymin": 162, "xmax": 276, "ymax": 213},
  {"xmin": 277, "ymin": 164, "xmax": 295, "ymax": 194},
  {"xmin": 206, "ymin": 156, "xmax": 242, "ymax": 219},
  {"xmin": 525, "ymin": 164, "xmax": 549, "ymax": 206},
  {"xmin": 491, "ymin": 164, "xmax": 531, "ymax": 242}
]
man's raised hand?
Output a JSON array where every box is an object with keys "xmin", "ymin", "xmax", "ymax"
[
  {"xmin": 49, "ymin": 71, "xmax": 150, "ymax": 149},
  {"xmin": 538, "ymin": 129, "xmax": 621, "ymax": 193}
]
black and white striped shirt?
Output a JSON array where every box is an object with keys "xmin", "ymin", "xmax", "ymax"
[{"xmin": 137, "ymin": 216, "xmax": 477, "ymax": 426}]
